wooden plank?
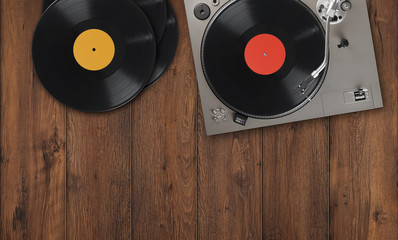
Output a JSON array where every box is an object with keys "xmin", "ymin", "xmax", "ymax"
[
  {"xmin": 0, "ymin": 0, "xmax": 66, "ymax": 239},
  {"xmin": 329, "ymin": 0, "xmax": 398, "ymax": 239},
  {"xmin": 262, "ymin": 120, "xmax": 329, "ymax": 240},
  {"xmin": 131, "ymin": 0, "xmax": 197, "ymax": 239},
  {"xmin": 66, "ymin": 108, "xmax": 131, "ymax": 239},
  {"xmin": 197, "ymin": 119, "xmax": 262, "ymax": 240}
]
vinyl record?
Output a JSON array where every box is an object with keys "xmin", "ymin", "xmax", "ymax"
[
  {"xmin": 201, "ymin": 0, "xmax": 327, "ymax": 119},
  {"xmin": 42, "ymin": 0, "xmax": 167, "ymax": 44},
  {"xmin": 146, "ymin": 0, "xmax": 179, "ymax": 88},
  {"xmin": 42, "ymin": 0, "xmax": 54, "ymax": 12},
  {"xmin": 33, "ymin": 0, "xmax": 156, "ymax": 112},
  {"xmin": 134, "ymin": 0, "xmax": 167, "ymax": 43}
]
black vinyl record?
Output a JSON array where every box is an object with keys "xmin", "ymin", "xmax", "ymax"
[
  {"xmin": 42, "ymin": 0, "xmax": 54, "ymax": 12},
  {"xmin": 201, "ymin": 0, "xmax": 327, "ymax": 119},
  {"xmin": 134, "ymin": 0, "xmax": 167, "ymax": 43},
  {"xmin": 146, "ymin": 0, "xmax": 179, "ymax": 88},
  {"xmin": 43, "ymin": 0, "xmax": 167, "ymax": 44},
  {"xmin": 33, "ymin": 0, "xmax": 156, "ymax": 112}
]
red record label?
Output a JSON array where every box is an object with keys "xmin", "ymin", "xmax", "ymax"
[{"xmin": 244, "ymin": 34, "xmax": 286, "ymax": 75}]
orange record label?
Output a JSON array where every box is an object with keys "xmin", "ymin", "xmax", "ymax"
[
  {"xmin": 73, "ymin": 29, "xmax": 115, "ymax": 71},
  {"xmin": 244, "ymin": 34, "xmax": 286, "ymax": 75}
]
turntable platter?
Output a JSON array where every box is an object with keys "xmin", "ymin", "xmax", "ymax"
[{"xmin": 201, "ymin": 0, "xmax": 327, "ymax": 119}]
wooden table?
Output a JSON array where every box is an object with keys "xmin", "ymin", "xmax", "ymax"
[{"xmin": 1, "ymin": 0, "xmax": 397, "ymax": 239}]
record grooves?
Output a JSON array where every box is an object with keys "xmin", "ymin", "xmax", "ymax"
[
  {"xmin": 37, "ymin": 0, "xmax": 179, "ymax": 112},
  {"xmin": 201, "ymin": 0, "xmax": 327, "ymax": 119},
  {"xmin": 43, "ymin": 0, "xmax": 167, "ymax": 43},
  {"xmin": 134, "ymin": 0, "xmax": 167, "ymax": 43},
  {"xmin": 147, "ymin": 0, "xmax": 179, "ymax": 87},
  {"xmin": 34, "ymin": 0, "xmax": 156, "ymax": 112}
]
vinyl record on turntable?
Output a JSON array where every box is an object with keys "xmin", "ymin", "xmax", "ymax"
[
  {"xmin": 201, "ymin": 0, "xmax": 327, "ymax": 119},
  {"xmin": 33, "ymin": 0, "xmax": 156, "ymax": 112}
]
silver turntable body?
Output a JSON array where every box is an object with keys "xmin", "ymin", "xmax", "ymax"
[{"xmin": 184, "ymin": 0, "xmax": 383, "ymax": 135}]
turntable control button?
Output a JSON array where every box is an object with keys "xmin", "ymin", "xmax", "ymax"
[
  {"xmin": 233, "ymin": 113, "xmax": 248, "ymax": 126},
  {"xmin": 194, "ymin": 3, "xmax": 211, "ymax": 20},
  {"xmin": 340, "ymin": 1, "xmax": 352, "ymax": 11},
  {"xmin": 338, "ymin": 39, "xmax": 349, "ymax": 48},
  {"xmin": 212, "ymin": 109, "xmax": 219, "ymax": 115}
]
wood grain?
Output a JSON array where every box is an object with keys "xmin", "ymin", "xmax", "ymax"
[
  {"xmin": 329, "ymin": 0, "xmax": 398, "ymax": 239},
  {"xmin": 0, "ymin": 0, "xmax": 66, "ymax": 239},
  {"xmin": 262, "ymin": 120, "xmax": 329, "ymax": 240},
  {"xmin": 131, "ymin": 0, "xmax": 197, "ymax": 239},
  {"xmin": 197, "ymin": 114, "xmax": 262, "ymax": 240},
  {"xmin": 66, "ymin": 108, "xmax": 131, "ymax": 239},
  {"xmin": 1, "ymin": 0, "xmax": 397, "ymax": 239}
]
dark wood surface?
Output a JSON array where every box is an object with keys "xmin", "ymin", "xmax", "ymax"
[
  {"xmin": 198, "ymin": 119, "xmax": 262, "ymax": 239},
  {"xmin": 329, "ymin": 0, "xmax": 398, "ymax": 239},
  {"xmin": 66, "ymin": 109, "xmax": 131, "ymax": 239},
  {"xmin": 263, "ymin": 120, "xmax": 329, "ymax": 240},
  {"xmin": 0, "ymin": 1, "xmax": 66, "ymax": 239},
  {"xmin": 1, "ymin": 0, "xmax": 397, "ymax": 239},
  {"xmin": 131, "ymin": 1, "xmax": 197, "ymax": 238}
]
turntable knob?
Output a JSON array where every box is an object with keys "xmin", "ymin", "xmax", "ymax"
[
  {"xmin": 194, "ymin": 3, "xmax": 211, "ymax": 20},
  {"xmin": 340, "ymin": 1, "xmax": 352, "ymax": 11},
  {"xmin": 338, "ymin": 39, "xmax": 349, "ymax": 48}
]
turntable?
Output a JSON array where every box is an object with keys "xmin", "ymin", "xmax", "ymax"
[{"xmin": 184, "ymin": 0, "xmax": 383, "ymax": 135}]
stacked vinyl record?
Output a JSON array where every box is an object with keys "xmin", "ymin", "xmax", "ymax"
[{"xmin": 33, "ymin": 0, "xmax": 179, "ymax": 111}]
